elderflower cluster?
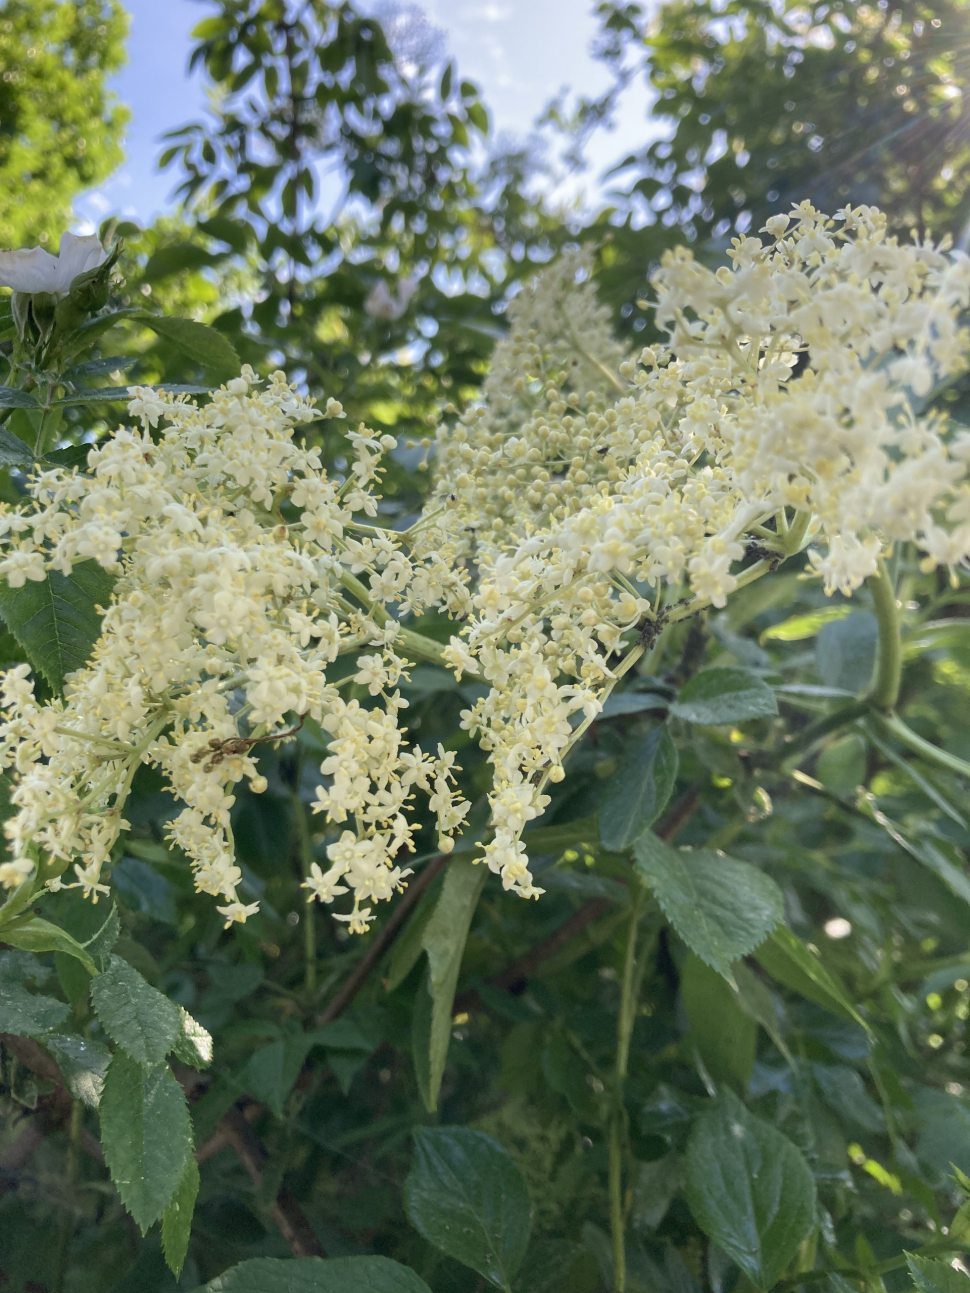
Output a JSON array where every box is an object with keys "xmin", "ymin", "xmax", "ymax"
[
  {"xmin": 425, "ymin": 204, "xmax": 970, "ymax": 887},
  {"xmin": 3, "ymin": 204, "xmax": 970, "ymax": 926},
  {"xmin": 0, "ymin": 371, "xmax": 471, "ymax": 930}
]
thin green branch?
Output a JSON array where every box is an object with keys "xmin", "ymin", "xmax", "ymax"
[{"xmin": 867, "ymin": 559, "xmax": 902, "ymax": 710}]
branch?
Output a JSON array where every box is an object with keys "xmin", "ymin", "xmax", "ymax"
[
  {"xmin": 457, "ymin": 786, "xmax": 701, "ymax": 1010},
  {"xmin": 316, "ymin": 853, "xmax": 450, "ymax": 1025},
  {"xmin": 219, "ymin": 1106, "xmax": 324, "ymax": 1258}
]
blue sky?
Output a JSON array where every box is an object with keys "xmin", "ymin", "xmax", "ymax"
[{"xmin": 74, "ymin": 0, "xmax": 658, "ymax": 233}]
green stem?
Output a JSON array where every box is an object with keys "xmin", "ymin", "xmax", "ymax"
[
  {"xmin": 337, "ymin": 567, "xmax": 447, "ymax": 666},
  {"xmin": 291, "ymin": 792, "xmax": 317, "ymax": 997},
  {"xmin": 609, "ymin": 883, "xmax": 649, "ymax": 1293},
  {"xmin": 774, "ymin": 699, "xmax": 870, "ymax": 768},
  {"xmin": 665, "ymin": 557, "xmax": 775, "ymax": 625},
  {"xmin": 867, "ymin": 560, "xmax": 902, "ymax": 710},
  {"xmin": 870, "ymin": 711, "xmax": 970, "ymax": 782},
  {"xmin": 779, "ymin": 508, "xmax": 812, "ymax": 556}
]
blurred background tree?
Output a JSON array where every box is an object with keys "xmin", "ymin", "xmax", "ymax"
[
  {"xmin": 0, "ymin": 0, "xmax": 129, "ymax": 251},
  {"xmin": 587, "ymin": 0, "xmax": 970, "ymax": 329}
]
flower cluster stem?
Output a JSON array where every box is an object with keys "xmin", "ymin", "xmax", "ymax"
[{"xmin": 867, "ymin": 560, "xmax": 902, "ymax": 710}]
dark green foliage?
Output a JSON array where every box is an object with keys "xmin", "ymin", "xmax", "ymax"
[{"xmin": 0, "ymin": 561, "xmax": 114, "ymax": 693}]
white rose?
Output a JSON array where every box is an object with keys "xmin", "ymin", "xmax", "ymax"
[{"xmin": 0, "ymin": 232, "xmax": 106, "ymax": 297}]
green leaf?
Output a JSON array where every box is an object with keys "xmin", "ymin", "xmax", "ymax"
[
  {"xmin": 143, "ymin": 243, "xmax": 226, "ymax": 283},
  {"xmin": 760, "ymin": 606, "xmax": 852, "ymax": 642},
  {"xmin": 90, "ymin": 954, "xmax": 181, "ymax": 1066},
  {"xmin": 404, "ymin": 1127, "xmax": 532, "ymax": 1289},
  {"xmin": 60, "ymin": 355, "xmax": 138, "ymax": 382},
  {"xmin": 45, "ymin": 1033, "xmax": 110, "ymax": 1108},
  {"xmin": 816, "ymin": 611, "xmax": 877, "ymax": 693},
  {"xmin": 680, "ymin": 952, "xmax": 756, "ymax": 1088},
  {"xmin": 633, "ymin": 835, "xmax": 783, "ymax": 979},
  {"xmin": 0, "ymin": 977, "xmax": 70, "ymax": 1035},
  {"xmin": 0, "ymin": 873, "xmax": 42, "ymax": 928},
  {"xmin": 161, "ymin": 1152, "xmax": 199, "ymax": 1279},
  {"xmin": 1, "ymin": 916, "xmax": 97, "ymax": 973},
  {"xmin": 630, "ymin": 1153, "xmax": 682, "ymax": 1232},
  {"xmin": 196, "ymin": 1256, "xmax": 432, "ymax": 1292},
  {"xmin": 0, "ymin": 427, "xmax": 35, "ymax": 467},
  {"xmin": 50, "ymin": 386, "xmax": 135, "ymax": 406},
  {"xmin": 670, "ymin": 668, "xmax": 778, "ymax": 725},
  {"xmin": 598, "ymin": 726, "xmax": 679, "ymax": 852},
  {"xmin": 907, "ymin": 1255, "xmax": 970, "ymax": 1293},
  {"xmin": 0, "ymin": 561, "xmax": 115, "ymax": 693},
  {"xmin": 684, "ymin": 1091, "xmax": 817, "ymax": 1290},
  {"xmin": 99, "ymin": 1050, "xmax": 192, "ymax": 1233},
  {"xmin": 519, "ymin": 814, "xmax": 599, "ymax": 855},
  {"xmin": 414, "ymin": 856, "xmax": 487, "ymax": 1111},
  {"xmin": 245, "ymin": 1031, "xmax": 313, "ymax": 1117},
  {"xmin": 0, "ymin": 386, "xmax": 37, "ymax": 409},
  {"xmin": 170, "ymin": 1006, "xmax": 213, "ymax": 1069},
  {"xmin": 134, "ymin": 312, "xmax": 240, "ymax": 375},
  {"xmin": 812, "ymin": 1063, "xmax": 884, "ymax": 1132},
  {"xmin": 84, "ymin": 902, "xmax": 120, "ymax": 972},
  {"xmin": 385, "ymin": 871, "xmax": 444, "ymax": 994},
  {"xmin": 754, "ymin": 925, "xmax": 869, "ymax": 1030},
  {"xmin": 732, "ymin": 961, "xmax": 795, "ymax": 1068}
]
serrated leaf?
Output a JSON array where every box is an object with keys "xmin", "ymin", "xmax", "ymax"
[
  {"xmin": 77, "ymin": 902, "xmax": 121, "ymax": 978},
  {"xmin": 60, "ymin": 355, "xmax": 139, "ymax": 382},
  {"xmin": 171, "ymin": 1006, "xmax": 213, "ymax": 1069},
  {"xmin": 44, "ymin": 443, "xmax": 93, "ymax": 470},
  {"xmin": 907, "ymin": 1255, "xmax": 970, "ymax": 1293},
  {"xmin": 197, "ymin": 1256, "xmax": 432, "ymax": 1292},
  {"xmin": 0, "ymin": 561, "xmax": 115, "ymax": 693},
  {"xmin": 812, "ymin": 1063, "xmax": 884, "ymax": 1131},
  {"xmin": 598, "ymin": 726, "xmax": 679, "ymax": 852},
  {"xmin": 754, "ymin": 925, "xmax": 869, "ymax": 1029},
  {"xmin": 161, "ymin": 1152, "xmax": 199, "ymax": 1278},
  {"xmin": 90, "ymin": 954, "xmax": 180, "ymax": 1066},
  {"xmin": 0, "ymin": 427, "xmax": 35, "ymax": 467},
  {"xmin": 404, "ymin": 1127, "xmax": 532, "ymax": 1288},
  {"xmin": 633, "ymin": 835, "xmax": 783, "ymax": 980},
  {"xmin": 414, "ymin": 856, "xmax": 486, "ymax": 1111},
  {"xmin": 51, "ymin": 386, "xmax": 135, "ymax": 406},
  {"xmin": 245, "ymin": 1031, "xmax": 313, "ymax": 1117},
  {"xmin": 684, "ymin": 1091, "xmax": 816, "ymax": 1290},
  {"xmin": 99, "ymin": 1050, "xmax": 192, "ymax": 1233},
  {"xmin": 1, "ymin": 915, "xmax": 97, "ymax": 973},
  {"xmin": 0, "ymin": 978, "xmax": 70, "ymax": 1035},
  {"xmin": 134, "ymin": 312, "xmax": 240, "ymax": 375},
  {"xmin": 681, "ymin": 952, "xmax": 756, "ymax": 1088},
  {"xmin": 670, "ymin": 668, "xmax": 778, "ymax": 725},
  {"xmin": 0, "ymin": 386, "xmax": 37, "ymax": 409},
  {"xmin": 46, "ymin": 1033, "xmax": 110, "ymax": 1107}
]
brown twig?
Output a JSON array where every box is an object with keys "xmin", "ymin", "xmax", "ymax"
[
  {"xmin": 219, "ymin": 1106, "xmax": 324, "ymax": 1257},
  {"xmin": 198, "ymin": 857, "xmax": 451, "ymax": 1248},
  {"xmin": 196, "ymin": 1099, "xmax": 261, "ymax": 1165},
  {"xmin": 316, "ymin": 853, "xmax": 450, "ymax": 1025}
]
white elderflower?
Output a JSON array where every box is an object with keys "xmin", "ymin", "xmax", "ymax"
[{"xmin": 3, "ymin": 206, "xmax": 970, "ymax": 933}]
